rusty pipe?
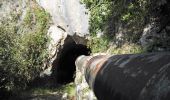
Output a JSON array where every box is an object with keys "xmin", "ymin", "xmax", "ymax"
[{"xmin": 75, "ymin": 53, "xmax": 170, "ymax": 100}]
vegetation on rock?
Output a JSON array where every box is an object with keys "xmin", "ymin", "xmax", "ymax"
[
  {"xmin": 82, "ymin": 0, "xmax": 170, "ymax": 53},
  {"xmin": 0, "ymin": 1, "xmax": 51, "ymax": 94}
]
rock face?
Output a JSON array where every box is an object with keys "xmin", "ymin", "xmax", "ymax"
[
  {"xmin": 36, "ymin": 0, "xmax": 90, "ymax": 77},
  {"xmin": 36, "ymin": 0, "xmax": 89, "ymax": 36},
  {"xmin": 140, "ymin": 0, "xmax": 170, "ymax": 51},
  {"xmin": 0, "ymin": 1, "xmax": 92, "ymax": 99},
  {"xmin": 35, "ymin": 0, "xmax": 170, "ymax": 99},
  {"xmin": 140, "ymin": 23, "xmax": 170, "ymax": 52},
  {"xmin": 0, "ymin": 0, "xmax": 93, "ymax": 99},
  {"xmin": 0, "ymin": 0, "xmax": 27, "ymax": 24},
  {"xmin": 35, "ymin": 1, "xmax": 95, "ymax": 99}
]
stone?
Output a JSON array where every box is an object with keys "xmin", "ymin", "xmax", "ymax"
[
  {"xmin": 140, "ymin": 23, "xmax": 170, "ymax": 51},
  {"xmin": 75, "ymin": 67, "xmax": 97, "ymax": 100},
  {"xmin": 36, "ymin": 0, "xmax": 89, "ymax": 36},
  {"xmin": 0, "ymin": 0, "xmax": 27, "ymax": 23}
]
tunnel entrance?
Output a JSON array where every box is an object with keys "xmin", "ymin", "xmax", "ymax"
[{"xmin": 52, "ymin": 40, "xmax": 91, "ymax": 84}]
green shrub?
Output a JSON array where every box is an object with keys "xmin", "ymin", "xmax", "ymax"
[
  {"xmin": 82, "ymin": 0, "xmax": 151, "ymax": 54},
  {"xmin": 87, "ymin": 35, "xmax": 145, "ymax": 54},
  {"xmin": 0, "ymin": 2, "xmax": 50, "ymax": 92},
  {"xmin": 87, "ymin": 36, "xmax": 110, "ymax": 53},
  {"xmin": 108, "ymin": 43, "xmax": 145, "ymax": 54},
  {"xmin": 81, "ymin": 0, "xmax": 113, "ymax": 35},
  {"xmin": 81, "ymin": 0, "xmax": 150, "ymax": 42}
]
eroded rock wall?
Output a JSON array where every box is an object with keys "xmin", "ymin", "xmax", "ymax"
[
  {"xmin": 0, "ymin": 0, "xmax": 27, "ymax": 24},
  {"xmin": 140, "ymin": 0, "xmax": 170, "ymax": 52},
  {"xmin": 36, "ymin": 0, "xmax": 90, "ymax": 77}
]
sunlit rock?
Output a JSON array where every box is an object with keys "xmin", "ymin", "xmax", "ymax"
[{"xmin": 36, "ymin": 0, "xmax": 89, "ymax": 36}]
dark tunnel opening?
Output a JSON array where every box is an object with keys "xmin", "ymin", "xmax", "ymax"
[{"xmin": 52, "ymin": 42, "xmax": 91, "ymax": 84}]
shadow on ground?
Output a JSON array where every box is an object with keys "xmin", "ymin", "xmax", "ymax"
[{"xmin": 8, "ymin": 82, "xmax": 75, "ymax": 100}]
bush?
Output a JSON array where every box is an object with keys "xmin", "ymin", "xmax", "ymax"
[
  {"xmin": 0, "ymin": 2, "xmax": 50, "ymax": 92},
  {"xmin": 82, "ymin": 0, "xmax": 152, "ymax": 54},
  {"xmin": 87, "ymin": 36, "xmax": 109, "ymax": 53},
  {"xmin": 81, "ymin": 0, "xmax": 150, "ymax": 42},
  {"xmin": 87, "ymin": 35, "xmax": 145, "ymax": 54}
]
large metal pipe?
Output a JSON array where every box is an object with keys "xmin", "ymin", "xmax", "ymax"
[{"xmin": 75, "ymin": 53, "xmax": 170, "ymax": 100}]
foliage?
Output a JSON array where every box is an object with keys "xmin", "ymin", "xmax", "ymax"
[
  {"xmin": 82, "ymin": 0, "xmax": 149, "ymax": 34},
  {"xmin": 0, "ymin": 2, "xmax": 50, "ymax": 92},
  {"xmin": 87, "ymin": 36, "xmax": 109, "ymax": 53},
  {"xmin": 81, "ymin": 0, "xmax": 113, "ymax": 35},
  {"xmin": 81, "ymin": 0, "xmax": 153, "ymax": 53},
  {"xmin": 88, "ymin": 36, "xmax": 145, "ymax": 54},
  {"xmin": 108, "ymin": 43, "xmax": 145, "ymax": 54},
  {"xmin": 62, "ymin": 83, "xmax": 75, "ymax": 98}
]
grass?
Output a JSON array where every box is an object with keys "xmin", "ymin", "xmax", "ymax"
[
  {"xmin": 88, "ymin": 35, "xmax": 146, "ymax": 54},
  {"xmin": 22, "ymin": 82, "xmax": 76, "ymax": 98},
  {"xmin": 34, "ymin": 83, "xmax": 75, "ymax": 96},
  {"xmin": 62, "ymin": 83, "xmax": 76, "ymax": 97},
  {"xmin": 108, "ymin": 43, "xmax": 145, "ymax": 54}
]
